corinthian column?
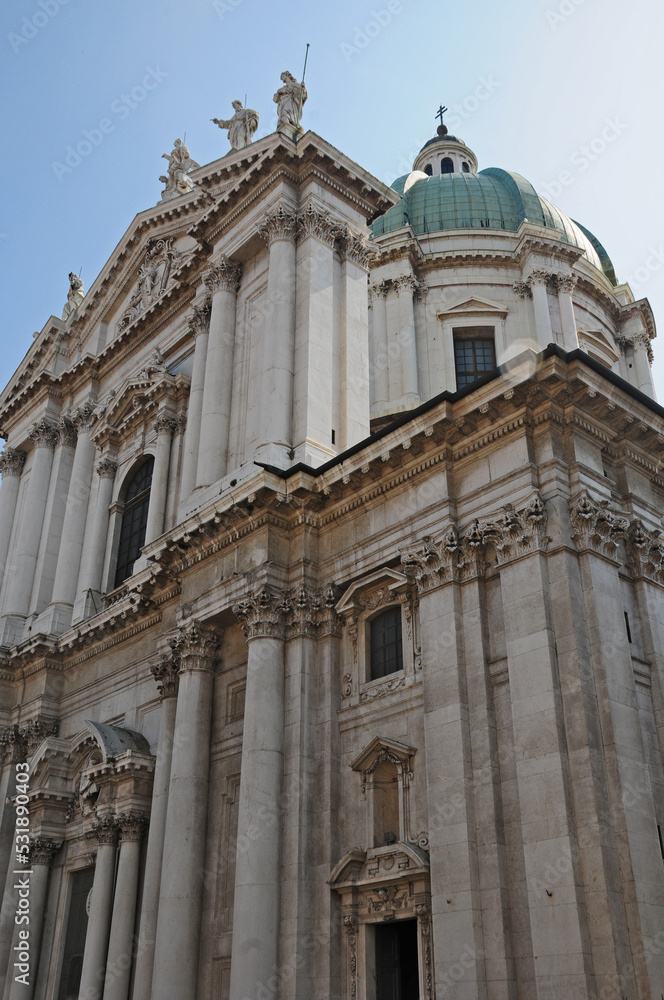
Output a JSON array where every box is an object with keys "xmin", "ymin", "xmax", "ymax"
[
  {"xmin": 144, "ymin": 413, "xmax": 176, "ymax": 546},
  {"xmin": 631, "ymin": 332, "xmax": 655, "ymax": 398},
  {"xmin": 103, "ymin": 814, "xmax": 147, "ymax": 1000},
  {"xmin": 6, "ymin": 839, "xmax": 60, "ymax": 1000},
  {"xmin": 196, "ymin": 258, "xmax": 243, "ymax": 487},
  {"xmin": 78, "ymin": 818, "xmax": 119, "ymax": 1000},
  {"xmin": 395, "ymin": 275, "xmax": 420, "ymax": 404},
  {"xmin": 131, "ymin": 653, "xmax": 180, "ymax": 1000},
  {"xmin": 555, "ymin": 273, "xmax": 579, "ymax": 351},
  {"xmin": 256, "ymin": 206, "xmax": 298, "ymax": 467},
  {"xmin": 0, "ymin": 450, "xmax": 25, "ymax": 587},
  {"xmin": 180, "ymin": 301, "xmax": 211, "ymax": 500},
  {"xmin": 0, "ymin": 420, "xmax": 58, "ymax": 645},
  {"xmin": 48, "ymin": 405, "xmax": 98, "ymax": 628},
  {"xmin": 369, "ymin": 282, "xmax": 389, "ymax": 415},
  {"xmin": 229, "ymin": 588, "xmax": 291, "ymax": 1000},
  {"xmin": 527, "ymin": 268, "xmax": 554, "ymax": 350},
  {"xmin": 73, "ymin": 457, "xmax": 117, "ymax": 623},
  {"xmin": 151, "ymin": 621, "xmax": 220, "ymax": 1000}
]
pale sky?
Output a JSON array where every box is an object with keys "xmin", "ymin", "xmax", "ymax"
[{"xmin": 2, "ymin": 0, "xmax": 663, "ymax": 399}]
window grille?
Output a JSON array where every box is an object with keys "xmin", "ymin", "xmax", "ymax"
[{"xmin": 453, "ymin": 331, "xmax": 496, "ymax": 390}]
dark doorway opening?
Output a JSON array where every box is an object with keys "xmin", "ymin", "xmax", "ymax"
[{"xmin": 375, "ymin": 918, "xmax": 419, "ymax": 1000}]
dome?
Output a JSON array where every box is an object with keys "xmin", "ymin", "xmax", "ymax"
[{"xmin": 371, "ymin": 165, "xmax": 617, "ymax": 286}]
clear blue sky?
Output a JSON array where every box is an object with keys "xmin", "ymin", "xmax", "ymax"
[{"xmin": 2, "ymin": 0, "xmax": 663, "ymax": 399}]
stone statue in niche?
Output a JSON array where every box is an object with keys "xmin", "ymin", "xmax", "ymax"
[
  {"xmin": 159, "ymin": 138, "xmax": 200, "ymax": 201},
  {"xmin": 212, "ymin": 101, "xmax": 259, "ymax": 149},
  {"xmin": 273, "ymin": 70, "xmax": 307, "ymax": 131},
  {"xmin": 62, "ymin": 272, "xmax": 85, "ymax": 320}
]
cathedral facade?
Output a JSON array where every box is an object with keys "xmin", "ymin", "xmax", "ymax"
[{"xmin": 0, "ymin": 90, "xmax": 663, "ymax": 1000}]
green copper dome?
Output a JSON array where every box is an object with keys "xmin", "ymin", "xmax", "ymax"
[{"xmin": 371, "ymin": 167, "xmax": 617, "ymax": 286}]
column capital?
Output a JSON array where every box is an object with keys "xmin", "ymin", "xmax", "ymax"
[
  {"xmin": 58, "ymin": 416, "xmax": 77, "ymax": 448},
  {"xmin": 117, "ymin": 812, "xmax": 148, "ymax": 842},
  {"xmin": 0, "ymin": 448, "xmax": 26, "ymax": 478},
  {"xmin": 150, "ymin": 651, "xmax": 180, "ymax": 698},
  {"xmin": 167, "ymin": 619, "xmax": 221, "ymax": 672},
  {"xmin": 203, "ymin": 256, "xmax": 243, "ymax": 294},
  {"xmin": 155, "ymin": 413, "xmax": 178, "ymax": 436},
  {"xmin": 29, "ymin": 418, "xmax": 59, "ymax": 449},
  {"xmin": 233, "ymin": 586, "xmax": 293, "ymax": 640},
  {"xmin": 555, "ymin": 272, "xmax": 578, "ymax": 294},
  {"xmin": 89, "ymin": 815, "xmax": 120, "ymax": 846},
  {"xmin": 187, "ymin": 296, "xmax": 212, "ymax": 336},
  {"xmin": 0, "ymin": 717, "xmax": 59, "ymax": 763},
  {"xmin": 526, "ymin": 267, "xmax": 553, "ymax": 288},
  {"xmin": 257, "ymin": 205, "xmax": 298, "ymax": 246},
  {"xmin": 28, "ymin": 838, "xmax": 62, "ymax": 867},
  {"xmin": 96, "ymin": 456, "xmax": 118, "ymax": 479},
  {"xmin": 289, "ymin": 585, "xmax": 343, "ymax": 638},
  {"xmin": 369, "ymin": 281, "xmax": 388, "ymax": 303},
  {"xmin": 73, "ymin": 402, "xmax": 98, "ymax": 434},
  {"xmin": 337, "ymin": 228, "xmax": 376, "ymax": 269},
  {"xmin": 296, "ymin": 203, "xmax": 343, "ymax": 247},
  {"xmin": 394, "ymin": 274, "xmax": 420, "ymax": 296}
]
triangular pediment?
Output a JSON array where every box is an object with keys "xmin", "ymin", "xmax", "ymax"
[
  {"xmin": 437, "ymin": 295, "xmax": 509, "ymax": 318},
  {"xmin": 350, "ymin": 735, "xmax": 417, "ymax": 775}
]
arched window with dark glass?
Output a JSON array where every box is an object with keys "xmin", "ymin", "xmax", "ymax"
[
  {"xmin": 441, "ymin": 157, "xmax": 454, "ymax": 174},
  {"xmin": 462, "ymin": 161, "xmax": 470, "ymax": 173},
  {"xmin": 369, "ymin": 606, "xmax": 403, "ymax": 680},
  {"xmin": 423, "ymin": 163, "xmax": 433, "ymax": 176},
  {"xmin": 114, "ymin": 457, "xmax": 154, "ymax": 587}
]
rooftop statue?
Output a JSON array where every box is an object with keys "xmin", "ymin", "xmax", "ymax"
[
  {"xmin": 62, "ymin": 272, "xmax": 85, "ymax": 320},
  {"xmin": 212, "ymin": 100, "xmax": 259, "ymax": 150},
  {"xmin": 159, "ymin": 138, "xmax": 200, "ymax": 201},
  {"xmin": 273, "ymin": 70, "xmax": 307, "ymax": 131}
]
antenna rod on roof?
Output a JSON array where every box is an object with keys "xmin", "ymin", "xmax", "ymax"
[{"xmin": 297, "ymin": 42, "xmax": 310, "ymax": 127}]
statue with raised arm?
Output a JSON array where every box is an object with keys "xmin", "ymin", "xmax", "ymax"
[
  {"xmin": 159, "ymin": 138, "xmax": 200, "ymax": 201},
  {"xmin": 62, "ymin": 272, "xmax": 85, "ymax": 320},
  {"xmin": 273, "ymin": 70, "xmax": 307, "ymax": 130},
  {"xmin": 212, "ymin": 100, "xmax": 259, "ymax": 150}
]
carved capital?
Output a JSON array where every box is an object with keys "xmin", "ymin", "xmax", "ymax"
[
  {"xmin": 117, "ymin": 812, "xmax": 148, "ymax": 842},
  {"xmin": 96, "ymin": 457, "xmax": 118, "ymax": 480},
  {"xmin": 188, "ymin": 297, "xmax": 212, "ymax": 337},
  {"xmin": 203, "ymin": 256, "xmax": 243, "ymax": 295},
  {"xmin": 167, "ymin": 620, "xmax": 221, "ymax": 672},
  {"xmin": 513, "ymin": 280, "xmax": 532, "ymax": 299},
  {"xmin": 626, "ymin": 519, "xmax": 664, "ymax": 584},
  {"xmin": 368, "ymin": 281, "xmax": 388, "ymax": 303},
  {"xmin": 526, "ymin": 268, "xmax": 553, "ymax": 288},
  {"xmin": 73, "ymin": 402, "xmax": 98, "ymax": 434},
  {"xmin": 29, "ymin": 419, "xmax": 58, "ymax": 449},
  {"xmin": 288, "ymin": 586, "xmax": 343, "ymax": 638},
  {"xmin": 155, "ymin": 413, "xmax": 178, "ymax": 436},
  {"xmin": 58, "ymin": 417, "xmax": 77, "ymax": 448},
  {"xmin": 394, "ymin": 274, "xmax": 419, "ymax": 296},
  {"xmin": 257, "ymin": 205, "xmax": 298, "ymax": 246},
  {"xmin": 569, "ymin": 490, "xmax": 629, "ymax": 560},
  {"xmin": 297, "ymin": 204, "xmax": 343, "ymax": 247},
  {"xmin": 0, "ymin": 448, "xmax": 26, "ymax": 478},
  {"xmin": 555, "ymin": 273, "xmax": 578, "ymax": 295},
  {"xmin": 0, "ymin": 718, "xmax": 59, "ymax": 764},
  {"xmin": 89, "ymin": 816, "xmax": 119, "ymax": 846},
  {"xmin": 337, "ymin": 229, "xmax": 375, "ymax": 269},
  {"xmin": 233, "ymin": 587, "xmax": 293, "ymax": 640},
  {"xmin": 29, "ymin": 838, "xmax": 62, "ymax": 867},
  {"xmin": 150, "ymin": 651, "xmax": 180, "ymax": 698}
]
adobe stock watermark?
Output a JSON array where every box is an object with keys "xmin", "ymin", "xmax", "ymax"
[
  {"xmin": 545, "ymin": 0, "xmax": 589, "ymax": 30},
  {"xmin": 8, "ymin": 0, "xmax": 73, "ymax": 55},
  {"xmin": 213, "ymin": 0, "xmax": 245, "ymax": 18},
  {"xmin": 540, "ymin": 117, "xmax": 628, "ymax": 201},
  {"xmin": 51, "ymin": 66, "xmax": 168, "ymax": 182},
  {"xmin": 623, "ymin": 246, "xmax": 664, "ymax": 294},
  {"xmin": 445, "ymin": 76, "xmax": 501, "ymax": 129},
  {"xmin": 340, "ymin": 1, "xmax": 403, "ymax": 62}
]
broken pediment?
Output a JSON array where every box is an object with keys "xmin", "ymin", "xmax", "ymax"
[
  {"xmin": 336, "ymin": 567, "xmax": 409, "ymax": 617},
  {"xmin": 328, "ymin": 841, "xmax": 429, "ymax": 889}
]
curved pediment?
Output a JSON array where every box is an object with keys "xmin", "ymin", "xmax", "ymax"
[{"xmin": 328, "ymin": 841, "xmax": 429, "ymax": 888}]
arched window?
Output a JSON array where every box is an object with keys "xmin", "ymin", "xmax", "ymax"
[
  {"xmin": 114, "ymin": 457, "xmax": 154, "ymax": 587},
  {"xmin": 462, "ymin": 161, "xmax": 470, "ymax": 173},
  {"xmin": 440, "ymin": 157, "xmax": 454, "ymax": 174},
  {"xmin": 423, "ymin": 163, "xmax": 433, "ymax": 176},
  {"xmin": 369, "ymin": 607, "xmax": 403, "ymax": 680}
]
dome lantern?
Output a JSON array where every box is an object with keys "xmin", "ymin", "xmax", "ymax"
[{"xmin": 412, "ymin": 105, "xmax": 478, "ymax": 177}]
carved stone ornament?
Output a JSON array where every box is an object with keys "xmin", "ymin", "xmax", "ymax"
[
  {"xmin": 233, "ymin": 587, "xmax": 294, "ymax": 640},
  {"xmin": 526, "ymin": 267, "xmax": 553, "ymax": 288},
  {"xmin": 569, "ymin": 490, "xmax": 630, "ymax": 559},
  {"xmin": 29, "ymin": 419, "xmax": 59, "ymax": 450},
  {"xmin": 203, "ymin": 256, "xmax": 243, "ymax": 294},
  {"xmin": 416, "ymin": 903, "xmax": 434, "ymax": 1000},
  {"xmin": 402, "ymin": 493, "xmax": 548, "ymax": 592},
  {"xmin": 0, "ymin": 448, "xmax": 26, "ymax": 478},
  {"xmin": 626, "ymin": 519, "xmax": 664, "ymax": 583},
  {"xmin": 89, "ymin": 815, "xmax": 119, "ymax": 846},
  {"xmin": 117, "ymin": 238, "xmax": 184, "ymax": 333},
  {"xmin": 394, "ymin": 274, "xmax": 420, "ymax": 296},
  {"xmin": 187, "ymin": 297, "xmax": 212, "ymax": 337},
  {"xmin": 155, "ymin": 413, "xmax": 178, "ymax": 436},
  {"xmin": 167, "ymin": 619, "xmax": 221, "ymax": 672},
  {"xmin": 257, "ymin": 206, "xmax": 298, "ymax": 246},
  {"xmin": 28, "ymin": 838, "xmax": 62, "ymax": 867},
  {"xmin": 296, "ymin": 204, "xmax": 343, "ymax": 247},
  {"xmin": 73, "ymin": 402, "xmax": 98, "ymax": 434},
  {"xmin": 117, "ymin": 812, "xmax": 148, "ymax": 842},
  {"xmin": 618, "ymin": 331, "xmax": 655, "ymax": 364},
  {"xmin": 96, "ymin": 457, "xmax": 118, "ymax": 480},
  {"xmin": 555, "ymin": 273, "xmax": 578, "ymax": 294},
  {"xmin": 512, "ymin": 280, "xmax": 532, "ymax": 299},
  {"xmin": 368, "ymin": 281, "xmax": 388, "ymax": 303},
  {"xmin": 233, "ymin": 585, "xmax": 341, "ymax": 641},
  {"xmin": 159, "ymin": 138, "xmax": 200, "ymax": 201},
  {"xmin": 338, "ymin": 230, "xmax": 376, "ymax": 270},
  {"xmin": 150, "ymin": 651, "xmax": 180, "ymax": 699},
  {"xmin": 58, "ymin": 416, "xmax": 77, "ymax": 448},
  {"xmin": 343, "ymin": 914, "xmax": 359, "ymax": 1000},
  {"xmin": 0, "ymin": 718, "xmax": 59, "ymax": 764}
]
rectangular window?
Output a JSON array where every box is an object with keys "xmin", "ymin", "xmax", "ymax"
[
  {"xmin": 370, "ymin": 607, "xmax": 403, "ymax": 680},
  {"xmin": 58, "ymin": 867, "xmax": 94, "ymax": 1000},
  {"xmin": 453, "ymin": 327, "xmax": 496, "ymax": 390}
]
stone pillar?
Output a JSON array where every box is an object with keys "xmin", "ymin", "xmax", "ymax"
[
  {"xmin": 73, "ymin": 457, "xmax": 117, "ymax": 622},
  {"xmin": 0, "ymin": 450, "xmax": 25, "ymax": 586},
  {"xmin": 631, "ymin": 333, "xmax": 655, "ymax": 398},
  {"xmin": 369, "ymin": 282, "xmax": 389, "ymax": 415},
  {"xmin": 395, "ymin": 275, "xmax": 420, "ymax": 404},
  {"xmin": 78, "ymin": 818, "xmax": 119, "ymax": 1000},
  {"xmin": 48, "ymin": 406, "xmax": 98, "ymax": 627},
  {"xmin": 179, "ymin": 301, "xmax": 211, "ymax": 501},
  {"xmin": 151, "ymin": 621, "xmax": 220, "ymax": 1000},
  {"xmin": 144, "ymin": 414, "xmax": 176, "ymax": 546},
  {"xmin": 338, "ymin": 235, "xmax": 371, "ymax": 450},
  {"xmin": 556, "ymin": 273, "xmax": 579, "ymax": 351},
  {"xmin": 0, "ymin": 420, "xmax": 58, "ymax": 646},
  {"xmin": 103, "ymin": 814, "xmax": 146, "ymax": 1000},
  {"xmin": 230, "ymin": 588, "xmax": 290, "ymax": 1000},
  {"xmin": 131, "ymin": 654, "xmax": 180, "ymax": 1000},
  {"xmin": 164, "ymin": 413, "xmax": 186, "ymax": 531},
  {"xmin": 6, "ymin": 840, "xmax": 60, "ymax": 1000},
  {"xmin": 195, "ymin": 258, "xmax": 242, "ymax": 487},
  {"xmin": 527, "ymin": 268, "xmax": 554, "ymax": 350},
  {"xmin": 256, "ymin": 206, "xmax": 298, "ymax": 467}
]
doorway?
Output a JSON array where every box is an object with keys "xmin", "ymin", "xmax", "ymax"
[{"xmin": 375, "ymin": 919, "xmax": 419, "ymax": 1000}]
